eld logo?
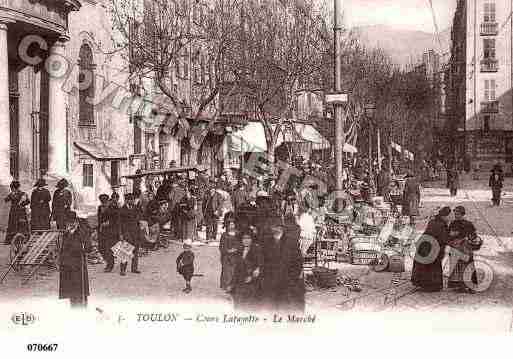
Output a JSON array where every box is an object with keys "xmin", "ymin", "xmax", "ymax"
[{"xmin": 11, "ymin": 312, "xmax": 37, "ymax": 326}]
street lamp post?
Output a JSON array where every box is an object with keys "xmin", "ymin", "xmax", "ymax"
[
  {"xmin": 365, "ymin": 103, "xmax": 376, "ymax": 191},
  {"xmin": 333, "ymin": 0, "xmax": 346, "ymax": 210}
]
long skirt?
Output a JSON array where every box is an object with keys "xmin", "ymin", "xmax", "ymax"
[
  {"xmin": 447, "ymin": 248, "xmax": 475, "ymax": 289},
  {"xmin": 411, "ymin": 257, "xmax": 443, "ymax": 291},
  {"xmin": 220, "ymin": 255, "xmax": 237, "ymax": 290},
  {"xmin": 233, "ymin": 280, "xmax": 260, "ymax": 312},
  {"xmin": 181, "ymin": 218, "xmax": 197, "ymax": 241}
]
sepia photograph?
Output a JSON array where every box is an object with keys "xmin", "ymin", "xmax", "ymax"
[{"xmin": 0, "ymin": 0, "xmax": 512, "ymax": 356}]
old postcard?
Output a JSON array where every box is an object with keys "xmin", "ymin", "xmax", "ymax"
[{"xmin": 0, "ymin": 0, "xmax": 512, "ymax": 356}]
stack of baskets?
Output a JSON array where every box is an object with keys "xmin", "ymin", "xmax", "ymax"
[{"xmin": 349, "ymin": 235, "xmax": 381, "ymax": 265}]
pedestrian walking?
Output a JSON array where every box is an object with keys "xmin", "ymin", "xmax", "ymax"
[
  {"xmin": 402, "ymin": 172, "xmax": 421, "ymax": 226},
  {"xmin": 203, "ymin": 184, "xmax": 222, "ymax": 242},
  {"xmin": 176, "ymin": 239, "xmax": 195, "ymax": 293},
  {"xmin": 411, "ymin": 206, "xmax": 451, "ymax": 292},
  {"xmin": 96, "ymin": 194, "xmax": 111, "ymax": 264},
  {"xmin": 4, "ymin": 181, "xmax": 30, "ymax": 245},
  {"xmin": 219, "ymin": 213, "xmax": 240, "ymax": 292},
  {"xmin": 489, "ymin": 168, "xmax": 503, "ymax": 206},
  {"xmin": 51, "ymin": 179, "xmax": 73, "ymax": 230},
  {"xmin": 178, "ymin": 187, "xmax": 198, "ymax": 241},
  {"xmin": 59, "ymin": 211, "xmax": 92, "ymax": 309},
  {"xmin": 102, "ymin": 192, "xmax": 121, "ymax": 272},
  {"xmin": 119, "ymin": 193, "xmax": 142, "ymax": 276},
  {"xmin": 447, "ymin": 167, "xmax": 459, "ymax": 196},
  {"xmin": 261, "ymin": 217, "xmax": 305, "ymax": 313},
  {"xmin": 30, "ymin": 178, "xmax": 51, "ymax": 230}
]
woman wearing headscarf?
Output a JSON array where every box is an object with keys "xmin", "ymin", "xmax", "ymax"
[
  {"xmin": 30, "ymin": 178, "xmax": 51, "ymax": 230},
  {"xmin": 489, "ymin": 167, "xmax": 503, "ymax": 206},
  {"xmin": 219, "ymin": 213, "xmax": 240, "ymax": 292},
  {"xmin": 447, "ymin": 206, "xmax": 480, "ymax": 293},
  {"xmin": 4, "ymin": 181, "xmax": 30, "ymax": 245},
  {"xmin": 411, "ymin": 206, "xmax": 452, "ymax": 292},
  {"xmin": 232, "ymin": 230, "xmax": 263, "ymax": 311}
]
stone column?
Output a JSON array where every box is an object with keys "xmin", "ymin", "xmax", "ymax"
[
  {"xmin": 47, "ymin": 37, "xmax": 69, "ymax": 176},
  {"xmin": 0, "ymin": 22, "xmax": 10, "ymax": 187}
]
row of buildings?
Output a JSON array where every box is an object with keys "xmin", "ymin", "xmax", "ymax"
[
  {"xmin": 445, "ymin": 0, "xmax": 513, "ymax": 172},
  {"xmin": 0, "ymin": 0, "xmax": 331, "ymax": 223}
]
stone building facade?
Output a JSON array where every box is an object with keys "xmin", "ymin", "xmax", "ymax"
[
  {"xmin": 448, "ymin": 0, "xmax": 513, "ymax": 171},
  {"xmin": 0, "ymin": 0, "xmax": 137, "ymax": 223}
]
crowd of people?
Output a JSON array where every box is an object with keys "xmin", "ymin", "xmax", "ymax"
[{"xmin": 1, "ymin": 153, "xmax": 500, "ymax": 310}]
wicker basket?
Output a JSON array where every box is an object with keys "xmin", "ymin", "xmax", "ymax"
[{"xmin": 312, "ymin": 267, "xmax": 338, "ymax": 288}]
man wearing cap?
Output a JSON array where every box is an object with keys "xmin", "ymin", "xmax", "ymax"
[
  {"xmin": 30, "ymin": 179, "xmax": 51, "ymax": 230},
  {"xmin": 261, "ymin": 218, "xmax": 305, "ymax": 313},
  {"xmin": 52, "ymin": 179, "xmax": 73, "ymax": 230},
  {"xmin": 119, "ymin": 193, "xmax": 142, "ymax": 275},
  {"xmin": 59, "ymin": 211, "xmax": 92, "ymax": 308},
  {"xmin": 411, "ymin": 206, "xmax": 452, "ymax": 292}
]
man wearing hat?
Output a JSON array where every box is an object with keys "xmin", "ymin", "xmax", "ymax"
[
  {"xmin": 261, "ymin": 217, "xmax": 305, "ymax": 313},
  {"xmin": 489, "ymin": 167, "xmax": 504, "ymax": 206},
  {"xmin": 119, "ymin": 193, "xmax": 142, "ymax": 275},
  {"xmin": 30, "ymin": 179, "xmax": 51, "ymax": 231},
  {"xmin": 59, "ymin": 211, "xmax": 92, "ymax": 308},
  {"xmin": 202, "ymin": 183, "xmax": 222, "ymax": 242},
  {"xmin": 51, "ymin": 178, "xmax": 72, "ymax": 230}
]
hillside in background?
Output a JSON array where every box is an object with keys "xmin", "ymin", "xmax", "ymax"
[{"xmin": 352, "ymin": 25, "xmax": 451, "ymax": 68}]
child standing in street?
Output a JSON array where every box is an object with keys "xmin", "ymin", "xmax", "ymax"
[{"xmin": 177, "ymin": 239, "xmax": 195, "ymax": 293}]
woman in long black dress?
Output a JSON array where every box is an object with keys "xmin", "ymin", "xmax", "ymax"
[
  {"xmin": 30, "ymin": 179, "xmax": 51, "ymax": 230},
  {"xmin": 411, "ymin": 206, "xmax": 452, "ymax": 292},
  {"xmin": 219, "ymin": 213, "xmax": 240, "ymax": 292},
  {"xmin": 232, "ymin": 230, "xmax": 263, "ymax": 312},
  {"xmin": 4, "ymin": 181, "xmax": 30, "ymax": 245}
]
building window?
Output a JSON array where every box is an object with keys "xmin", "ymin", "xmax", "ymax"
[
  {"xmin": 484, "ymin": 2, "xmax": 496, "ymax": 22},
  {"xmin": 134, "ymin": 120, "xmax": 142, "ymax": 154},
  {"xmin": 111, "ymin": 161, "xmax": 119, "ymax": 186},
  {"xmin": 78, "ymin": 44, "xmax": 95, "ymax": 126},
  {"xmin": 83, "ymin": 164, "xmax": 94, "ymax": 187},
  {"xmin": 484, "ymin": 79, "xmax": 496, "ymax": 100},
  {"xmin": 483, "ymin": 38, "xmax": 496, "ymax": 59},
  {"xmin": 483, "ymin": 115, "xmax": 491, "ymax": 131}
]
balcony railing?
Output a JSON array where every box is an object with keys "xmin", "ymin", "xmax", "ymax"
[
  {"xmin": 480, "ymin": 22, "xmax": 499, "ymax": 36},
  {"xmin": 481, "ymin": 100, "xmax": 499, "ymax": 113},
  {"xmin": 480, "ymin": 58, "xmax": 499, "ymax": 72}
]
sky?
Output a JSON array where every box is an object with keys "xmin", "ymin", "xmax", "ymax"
[{"xmin": 336, "ymin": 0, "xmax": 457, "ymax": 33}]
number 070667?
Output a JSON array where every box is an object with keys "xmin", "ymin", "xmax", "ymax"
[{"xmin": 26, "ymin": 344, "xmax": 58, "ymax": 352}]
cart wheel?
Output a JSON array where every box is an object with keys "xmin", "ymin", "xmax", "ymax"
[{"xmin": 9, "ymin": 233, "xmax": 27, "ymax": 272}]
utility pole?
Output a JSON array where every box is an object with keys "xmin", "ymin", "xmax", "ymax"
[{"xmin": 333, "ymin": 0, "xmax": 346, "ymax": 209}]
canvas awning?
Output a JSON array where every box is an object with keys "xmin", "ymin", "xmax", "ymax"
[
  {"xmin": 74, "ymin": 141, "xmax": 127, "ymax": 161},
  {"xmin": 273, "ymin": 123, "xmax": 331, "ymax": 150},
  {"xmin": 226, "ymin": 121, "xmax": 267, "ymax": 153},
  {"xmin": 343, "ymin": 143, "xmax": 358, "ymax": 153}
]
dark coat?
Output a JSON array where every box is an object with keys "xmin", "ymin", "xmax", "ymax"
[
  {"xmin": 411, "ymin": 215, "xmax": 449, "ymax": 291},
  {"xmin": 98, "ymin": 203, "xmax": 121, "ymax": 249},
  {"xmin": 5, "ymin": 191, "xmax": 30, "ymax": 242},
  {"xmin": 202, "ymin": 191, "xmax": 222, "ymax": 221},
  {"xmin": 52, "ymin": 188, "xmax": 72, "ymax": 227},
  {"xmin": 119, "ymin": 204, "xmax": 142, "ymax": 246},
  {"xmin": 176, "ymin": 250, "xmax": 195, "ymax": 281},
  {"xmin": 447, "ymin": 169, "xmax": 460, "ymax": 189},
  {"xmin": 179, "ymin": 196, "xmax": 197, "ymax": 240},
  {"xmin": 233, "ymin": 243, "xmax": 264, "ymax": 311},
  {"xmin": 489, "ymin": 173, "xmax": 503, "ymax": 189},
  {"xmin": 59, "ymin": 224, "xmax": 92, "ymax": 300},
  {"xmin": 30, "ymin": 187, "xmax": 51, "ymax": 230},
  {"xmin": 402, "ymin": 176, "xmax": 420, "ymax": 216},
  {"xmin": 261, "ymin": 222, "xmax": 305, "ymax": 313},
  {"xmin": 219, "ymin": 232, "xmax": 241, "ymax": 290}
]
